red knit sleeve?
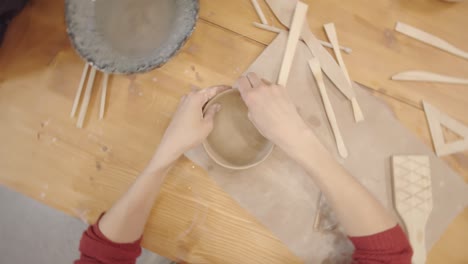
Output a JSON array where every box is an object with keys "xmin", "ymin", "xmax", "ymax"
[
  {"xmin": 74, "ymin": 214, "xmax": 142, "ymax": 264},
  {"xmin": 349, "ymin": 225, "xmax": 413, "ymax": 264}
]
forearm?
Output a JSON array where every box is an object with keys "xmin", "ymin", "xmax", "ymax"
[
  {"xmin": 98, "ymin": 152, "xmax": 173, "ymax": 243},
  {"xmin": 282, "ymin": 128, "xmax": 396, "ymax": 237}
]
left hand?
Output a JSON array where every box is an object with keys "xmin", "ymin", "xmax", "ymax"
[{"xmin": 153, "ymin": 85, "xmax": 230, "ymax": 167}]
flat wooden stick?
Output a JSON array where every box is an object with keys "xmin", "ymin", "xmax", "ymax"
[
  {"xmin": 264, "ymin": 0, "xmax": 357, "ymax": 119},
  {"xmin": 277, "ymin": 2, "xmax": 308, "ymax": 87},
  {"xmin": 252, "ymin": 22, "xmax": 352, "ymax": 54},
  {"xmin": 313, "ymin": 192, "xmax": 323, "ymax": 231},
  {"xmin": 395, "ymin": 22, "xmax": 468, "ymax": 60},
  {"xmin": 70, "ymin": 63, "xmax": 90, "ymax": 117},
  {"xmin": 308, "ymin": 58, "xmax": 348, "ymax": 158},
  {"xmin": 250, "ymin": 0, "xmax": 268, "ymax": 25},
  {"xmin": 323, "ymin": 23, "xmax": 352, "ymax": 84},
  {"xmin": 99, "ymin": 73, "xmax": 109, "ymax": 120},
  {"xmin": 302, "ymin": 28, "xmax": 355, "ymax": 101},
  {"xmin": 253, "ymin": 22, "xmax": 282, "ymax": 33},
  {"xmin": 324, "ymin": 23, "xmax": 364, "ymax": 123},
  {"xmin": 392, "ymin": 70, "xmax": 468, "ymax": 85},
  {"xmin": 76, "ymin": 67, "xmax": 97, "ymax": 128}
]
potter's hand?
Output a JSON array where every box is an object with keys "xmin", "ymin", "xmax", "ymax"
[
  {"xmin": 236, "ymin": 72, "xmax": 311, "ymax": 153},
  {"xmin": 153, "ymin": 86, "xmax": 230, "ymax": 166}
]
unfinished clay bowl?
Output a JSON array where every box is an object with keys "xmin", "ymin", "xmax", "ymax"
[
  {"xmin": 65, "ymin": 0, "xmax": 198, "ymax": 73},
  {"xmin": 203, "ymin": 88, "xmax": 274, "ymax": 170}
]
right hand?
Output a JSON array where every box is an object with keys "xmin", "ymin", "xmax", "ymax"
[{"xmin": 236, "ymin": 72, "xmax": 311, "ymax": 151}]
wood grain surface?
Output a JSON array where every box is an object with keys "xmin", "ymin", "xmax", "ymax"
[
  {"xmin": 199, "ymin": 0, "xmax": 468, "ymax": 125},
  {"xmin": 0, "ymin": 0, "xmax": 467, "ymax": 263}
]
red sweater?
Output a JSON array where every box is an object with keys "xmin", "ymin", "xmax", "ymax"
[{"xmin": 75, "ymin": 218, "xmax": 412, "ymax": 264}]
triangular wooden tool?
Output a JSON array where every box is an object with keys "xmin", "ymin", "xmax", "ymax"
[{"xmin": 423, "ymin": 101, "xmax": 468, "ymax": 156}]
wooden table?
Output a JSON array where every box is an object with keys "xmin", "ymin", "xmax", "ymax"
[{"xmin": 0, "ymin": 0, "xmax": 467, "ymax": 263}]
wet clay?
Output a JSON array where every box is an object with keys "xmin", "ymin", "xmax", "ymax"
[{"xmin": 203, "ymin": 89, "xmax": 274, "ymax": 169}]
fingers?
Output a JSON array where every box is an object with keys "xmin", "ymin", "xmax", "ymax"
[
  {"xmin": 203, "ymin": 103, "xmax": 221, "ymax": 123},
  {"xmin": 205, "ymin": 85, "xmax": 230, "ymax": 100},
  {"xmin": 234, "ymin": 75, "xmax": 252, "ymax": 96},
  {"xmin": 247, "ymin": 72, "xmax": 263, "ymax": 88},
  {"xmin": 186, "ymin": 85, "xmax": 230, "ymax": 106},
  {"xmin": 261, "ymin": 78, "xmax": 272, "ymax": 86}
]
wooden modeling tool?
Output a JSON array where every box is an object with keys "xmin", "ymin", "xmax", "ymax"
[
  {"xmin": 277, "ymin": 1, "xmax": 308, "ymax": 87},
  {"xmin": 252, "ymin": 22, "xmax": 352, "ymax": 54},
  {"xmin": 324, "ymin": 23, "xmax": 364, "ymax": 123},
  {"xmin": 423, "ymin": 101, "xmax": 468, "ymax": 156},
  {"xmin": 295, "ymin": 21, "xmax": 355, "ymax": 100},
  {"xmin": 77, "ymin": 67, "xmax": 97, "ymax": 128},
  {"xmin": 392, "ymin": 70, "xmax": 468, "ymax": 85},
  {"xmin": 99, "ymin": 73, "xmax": 109, "ymax": 120},
  {"xmin": 250, "ymin": 0, "xmax": 268, "ymax": 25},
  {"xmin": 395, "ymin": 22, "xmax": 468, "ymax": 60},
  {"xmin": 392, "ymin": 155, "xmax": 432, "ymax": 264},
  {"xmin": 265, "ymin": 0, "xmax": 357, "ymax": 122},
  {"xmin": 309, "ymin": 58, "xmax": 348, "ymax": 158},
  {"xmin": 71, "ymin": 63, "xmax": 90, "ymax": 117},
  {"xmin": 253, "ymin": 22, "xmax": 281, "ymax": 33}
]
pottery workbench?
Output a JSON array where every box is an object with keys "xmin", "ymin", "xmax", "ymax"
[{"xmin": 0, "ymin": 0, "xmax": 467, "ymax": 263}]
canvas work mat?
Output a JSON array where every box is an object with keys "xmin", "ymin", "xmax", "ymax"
[{"xmin": 186, "ymin": 33, "xmax": 468, "ymax": 263}]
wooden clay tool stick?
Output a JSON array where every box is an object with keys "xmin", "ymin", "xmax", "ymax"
[
  {"xmin": 313, "ymin": 192, "xmax": 323, "ymax": 231},
  {"xmin": 395, "ymin": 22, "xmax": 468, "ymax": 60},
  {"xmin": 265, "ymin": 0, "xmax": 356, "ymax": 113},
  {"xmin": 392, "ymin": 70, "xmax": 468, "ymax": 85},
  {"xmin": 423, "ymin": 101, "xmax": 468, "ymax": 156},
  {"xmin": 324, "ymin": 23, "xmax": 364, "ymax": 123},
  {"xmin": 253, "ymin": 22, "xmax": 281, "ymax": 33},
  {"xmin": 302, "ymin": 25, "xmax": 355, "ymax": 102},
  {"xmin": 277, "ymin": 1, "xmax": 308, "ymax": 86},
  {"xmin": 70, "ymin": 63, "xmax": 90, "ymax": 117},
  {"xmin": 392, "ymin": 155, "xmax": 432, "ymax": 264},
  {"xmin": 309, "ymin": 58, "xmax": 348, "ymax": 158},
  {"xmin": 76, "ymin": 67, "xmax": 97, "ymax": 128},
  {"xmin": 252, "ymin": 22, "xmax": 352, "ymax": 54},
  {"xmin": 99, "ymin": 73, "xmax": 109, "ymax": 120},
  {"xmin": 250, "ymin": 0, "xmax": 268, "ymax": 25}
]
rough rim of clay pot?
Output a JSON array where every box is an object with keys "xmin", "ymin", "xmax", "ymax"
[
  {"xmin": 65, "ymin": 0, "xmax": 199, "ymax": 74},
  {"xmin": 202, "ymin": 87, "xmax": 274, "ymax": 170}
]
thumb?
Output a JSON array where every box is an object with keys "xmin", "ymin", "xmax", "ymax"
[{"xmin": 203, "ymin": 103, "xmax": 221, "ymax": 124}]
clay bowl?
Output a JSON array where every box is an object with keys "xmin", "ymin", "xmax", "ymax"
[
  {"xmin": 203, "ymin": 88, "xmax": 274, "ymax": 170},
  {"xmin": 65, "ymin": 0, "xmax": 199, "ymax": 74}
]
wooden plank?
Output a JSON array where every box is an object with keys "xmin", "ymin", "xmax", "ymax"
[{"xmin": 277, "ymin": 1, "xmax": 308, "ymax": 86}]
